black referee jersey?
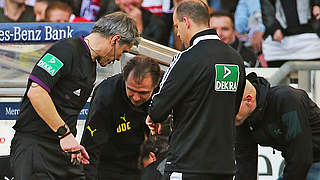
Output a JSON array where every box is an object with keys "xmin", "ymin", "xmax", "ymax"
[
  {"xmin": 13, "ymin": 36, "xmax": 96, "ymax": 139},
  {"xmin": 149, "ymin": 29, "xmax": 246, "ymax": 174}
]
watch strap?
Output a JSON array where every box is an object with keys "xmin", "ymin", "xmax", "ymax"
[{"xmin": 59, "ymin": 131, "xmax": 72, "ymax": 140}]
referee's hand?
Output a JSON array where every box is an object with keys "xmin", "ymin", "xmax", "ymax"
[{"xmin": 60, "ymin": 133, "xmax": 90, "ymax": 165}]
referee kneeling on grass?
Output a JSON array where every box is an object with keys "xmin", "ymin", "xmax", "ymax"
[{"xmin": 10, "ymin": 12, "xmax": 139, "ymax": 180}]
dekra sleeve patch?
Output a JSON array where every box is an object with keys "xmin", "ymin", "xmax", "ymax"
[
  {"xmin": 215, "ymin": 64, "xmax": 239, "ymax": 92},
  {"xmin": 37, "ymin": 53, "xmax": 64, "ymax": 76}
]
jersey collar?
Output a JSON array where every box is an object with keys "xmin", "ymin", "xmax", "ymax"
[
  {"xmin": 190, "ymin": 29, "xmax": 220, "ymax": 46},
  {"xmin": 80, "ymin": 36, "xmax": 90, "ymax": 54}
]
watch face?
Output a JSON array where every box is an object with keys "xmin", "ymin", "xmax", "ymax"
[{"xmin": 57, "ymin": 125, "xmax": 67, "ymax": 136}]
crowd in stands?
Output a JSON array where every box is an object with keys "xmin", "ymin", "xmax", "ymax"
[{"xmin": 1, "ymin": 0, "xmax": 320, "ymax": 67}]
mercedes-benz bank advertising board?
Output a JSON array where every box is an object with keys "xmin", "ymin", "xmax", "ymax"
[
  {"xmin": 0, "ymin": 22, "xmax": 94, "ymax": 42},
  {"xmin": 0, "ymin": 23, "xmax": 284, "ymax": 179}
]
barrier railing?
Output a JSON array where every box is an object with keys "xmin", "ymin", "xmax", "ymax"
[{"xmin": 268, "ymin": 61, "xmax": 320, "ymax": 106}]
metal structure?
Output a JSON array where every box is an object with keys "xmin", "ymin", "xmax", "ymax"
[
  {"xmin": 0, "ymin": 38, "xmax": 179, "ymax": 97},
  {"xmin": 268, "ymin": 61, "xmax": 320, "ymax": 106}
]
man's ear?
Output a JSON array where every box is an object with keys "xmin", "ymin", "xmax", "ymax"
[
  {"xmin": 245, "ymin": 94, "xmax": 255, "ymax": 108},
  {"xmin": 183, "ymin": 17, "xmax": 191, "ymax": 29},
  {"xmin": 111, "ymin": 35, "xmax": 121, "ymax": 46},
  {"xmin": 149, "ymin": 152, "xmax": 157, "ymax": 162}
]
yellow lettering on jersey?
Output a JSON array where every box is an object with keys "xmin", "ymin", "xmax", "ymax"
[
  {"xmin": 117, "ymin": 114, "xmax": 131, "ymax": 133},
  {"xmin": 87, "ymin": 125, "xmax": 96, "ymax": 136},
  {"xmin": 116, "ymin": 122, "xmax": 131, "ymax": 133},
  {"xmin": 127, "ymin": 122, "xmax": 131, "ymax": 130}
]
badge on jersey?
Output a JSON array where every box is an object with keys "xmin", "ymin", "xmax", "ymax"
[
  {"xmin": 37, "ymin": 53, "xmax": 64, "ymax": 76},
  {"xmin": 215, "ymin": 64, "xmax": 239, "ymax": 92}
]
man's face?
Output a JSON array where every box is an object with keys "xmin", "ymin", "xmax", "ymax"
[
  {"xmin": 115, "ymin": 0, "xmax": 143, "ymax": 10},
  {"xmin": 173, "ymin": 12, "xmax": 189, "ymax": 48},
  {"xmin": 97, "ymin": 43, "xmax": 132, "ymax": 67},
  {"xmin": 34, "ymin": 1, "xmax": 48, "ymax": 22},
  {"xmin": 209, "ymin": 16, "xmax": 235, "ymax": 44},
  {"xmin": 47, "ymin": 9, "xmax": 71, "ymax": 22},
  {"xmin": 125, "ymin": 71, "xmax": 155, "ymax": 106}
]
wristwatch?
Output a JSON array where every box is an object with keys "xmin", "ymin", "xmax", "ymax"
[{"xmin": 56, "ymin": 124, "xmax": 68, "ymax": 136}]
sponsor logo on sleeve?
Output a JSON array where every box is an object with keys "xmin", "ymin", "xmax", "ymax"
[
  {"xmin": 215, "ymin": 64, "xmax": 239, "ymax": 92},
  {"xmin": 37, "ymin": 53, "xmax": 64, "ymax": 76},
  {"xmin": 73, "ymin": 89, "xmax": 81, "ymax": 96}
]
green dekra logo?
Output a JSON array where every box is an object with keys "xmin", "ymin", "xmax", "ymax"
[
  {"xmin": 37, "ymin": 53, "xmax": 64, "ymax": 76},
  {"xmin": 215, "ymin": 64, "xmax": 239, "ymax": 92}
]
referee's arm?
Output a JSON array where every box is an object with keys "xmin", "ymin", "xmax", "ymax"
[
  {"xmin": 28, "ymin": 82, "xmax": 89, "ymax": 163},
  {"xmin": 148, "ymin": 54, "xmax": 194, "ymax": 123},
  {"xmin": 28, "ymin": 82, "xmax": 67, "ymax": 134}
]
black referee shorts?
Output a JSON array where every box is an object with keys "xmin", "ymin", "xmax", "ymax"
[{"xmin": 10, "ymin": 133, "xmax": 85, "ymax": 180}]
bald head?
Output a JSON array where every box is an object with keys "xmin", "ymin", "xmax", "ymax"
[
  {"xmin": 243, "ymin": 80, "xmax": 256, "ymax": 98},
  {"xmin": 235, "ymin": 80, "xmax": 257, "ymax": 126}
]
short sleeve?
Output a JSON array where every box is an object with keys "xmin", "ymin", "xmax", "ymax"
[{"xmin": 29, "ymin": 40, "xmax": 72, "ymax": 93}]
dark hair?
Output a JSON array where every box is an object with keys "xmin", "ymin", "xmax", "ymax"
[
  {"xmin": 175, "ymin": 0, "xmax": 210, "ymax": 26},
  {"xmin": 123, "ymin": 55, "xmax": 161, "ymax": 88},
  {"xmin": 210, "ymin": 11, "xmax": 235, "ymax": 29},
  {"xmin": 139, "ymin": 136, "xmax": 168, "ymax": 168}
]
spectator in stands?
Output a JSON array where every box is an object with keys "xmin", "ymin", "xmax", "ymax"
[
  {"xmin": 0, "ymin": 0, "xmax": 35, "ymax": 22},
  {"xmin": 81, "ymin": 56, "xmax": 162, "ymax": 180},
  {"xmin": 45, "ymin": 1, "xmax": 72, "ymax": 22},
  {"xmin": 141, "ymin": 0, "xmax": 163, "ymax": 16},
  {"xmin": 260, "ymin": 0, "xmax": 320, "ymax": 67},
  {"xmin": 96, "ymin": 0, "xmax": 170, "ymax": 45},
  {"xmin": 0, "ymin": 0, "xmax": 5, "ymax": 8},
  {"xmin": 79, "ymin": 0, "xmax": 101, "ymax": 21},
  {"xmin": 208, "ymin": 0, "xmax": 237, "ymax": 13},
  {"xmin": 45, "ymin": 1, "xmax": 90, "ymax": 22},
  {"xmin": 34, "ymin": 0, "xmax": 50, "ymax": 22},
  {"xmin": 210, "ymin": 11, "xmax": 257, "ymax": 67},
  {"xmin": 140, "ymin": 136, "xmax": 168, "ymax": 180},
  {"xmin": 234, "ymin": 0, "xmax": 265, "ymax": 53},
  {"xmin": 235, "ymin": 72, "xmax": 320, "ymax": 180},
  {"xmin": 208, "ymin": 0, "xmax": 222, "ymax": 11}
]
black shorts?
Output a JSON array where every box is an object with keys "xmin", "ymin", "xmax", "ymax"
[
  {"xmin": 163, "ymin": 172, "xmax": 233, "ymax": 180},
  {"xmin": 10, "ymin": 133, "xmax": 85, "ymax": 180}
]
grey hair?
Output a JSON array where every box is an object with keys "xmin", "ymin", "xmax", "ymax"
[{"xmin": 92, "ymin": 11, "xmax": 140, "ymax": 46}]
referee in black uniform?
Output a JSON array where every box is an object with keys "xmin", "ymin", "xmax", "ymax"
[
  {"xmin": 80, "ymin": 56, "xmax": 162, "ymax": 180},
  {"xmin": 146, "ymin": 1, "xmax": 246, "ymax": 179},
  {"xmin": 10, "ymin": 12, "xmax": 139, "ymax": 180}
]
